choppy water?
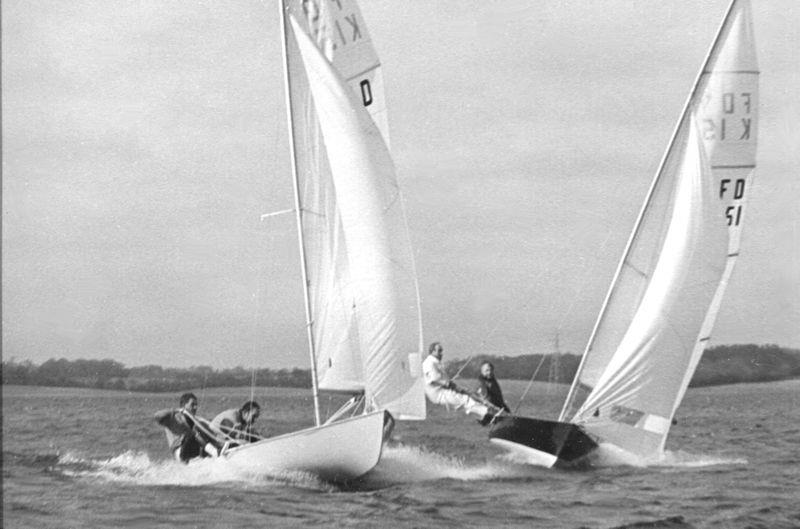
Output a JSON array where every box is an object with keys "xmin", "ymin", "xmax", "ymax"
[{"xmin": 3, "ymin": 380, "xmax": 800, "ymax": 528}]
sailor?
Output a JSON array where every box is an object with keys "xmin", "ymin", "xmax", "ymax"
[
  {"xmin": 422, "ymin": 342, "xmax": 500, "ymax": 425},
  {"xmin": 476, "ymin": 361, "xmax": 511, "ymax": 413},
  {"xmin": 211, "ymin": 400, "xmax": 263, "ymax": 443},
  {"xmin": 154, "ymin": 392, "xmax": 220, "ymax": 462}
]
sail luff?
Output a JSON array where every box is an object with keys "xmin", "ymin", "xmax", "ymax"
[
  {"xmin": 559, "ymin": 0, "xmax": 742, "ymax": 422},
  {"xmin": 280, "ymin": 0, "xmax": 321, "ymax": 427}
]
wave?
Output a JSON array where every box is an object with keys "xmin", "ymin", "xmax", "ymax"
[
  {"xmin": 357, "ymin": 444, "xmax": 534, "ymax": 488},
  {"xmin": 653, "ymin": 449, "xmax": 748, "ymax": 468},
  {"xmin": 54, "ymin": 450, "xmax": 335, "ymax": 491},
  {"xmin": 609, "ymin": 515, "xmax": 695, "ymax": 529},
  {"xmin": 15, "ymin": 442, "xmax": 748, "ymax": 496},
  {"xmin": 592, "ymin": 443, "xmax": 748, "ymax": 468},
  {"xmin": 46, "ymin": 445, "xmax": 530, "ymax": 492}
]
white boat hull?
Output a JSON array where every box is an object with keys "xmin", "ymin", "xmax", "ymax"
[{"xmin": 220, "ymin": 410, "xmax": 386, "ymax": 482}]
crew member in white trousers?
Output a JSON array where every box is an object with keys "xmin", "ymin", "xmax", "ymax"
[{"xmin": 422, "ymin": 342, "xmax": 495, "ymax": 421}]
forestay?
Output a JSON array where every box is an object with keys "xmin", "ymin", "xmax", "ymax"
[
  {"xmin": 284, "ymin": 0, "xmax": 425, "ymax": 420},
  {"xmin": 559, "ymin": 0, "xmax": 758, "ymax": 458}
]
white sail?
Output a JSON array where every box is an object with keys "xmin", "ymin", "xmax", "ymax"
[
  {"xmin": 285, "ymin": 2, "xmax": 425, "ymax": 420},
  {"xmin": 674, "ymin": 0, "xmax": 758, "ymax": 412},
  {"xmin": 200, "ymin": 1, "xmax": 417, "ymax": 481},
  {"xmin": 560, "ymin": 0, "xmax": 758, "ymax": 458}
]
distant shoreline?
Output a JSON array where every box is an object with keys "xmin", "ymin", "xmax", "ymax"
[{"xmin": 3, "ymin": 344, "xmax": 799, "ymax": 393}]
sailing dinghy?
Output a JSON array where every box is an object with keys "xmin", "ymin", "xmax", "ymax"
[
  {"xmin": 490, "ymin": 0, "xmax": 759, "ymax": 467},
  {"xmin": 216, "ymin": 0, "xmax": 425, "ymax": 481}
]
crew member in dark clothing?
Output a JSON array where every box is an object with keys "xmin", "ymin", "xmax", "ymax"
[
  {"xmin": 154, "ymin": 392, "xmax": 219, "ymax": 462},
  {"xmin": 476, "ymin": 361, "xmax": 511, "ymax": 413}
]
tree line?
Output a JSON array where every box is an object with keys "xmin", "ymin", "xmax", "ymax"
[
  {"xmin": 0, "ymin": 358, "xmax": 310, "ymax": 392},
  {"xmin": 449, "ymin": 343, "xmax": 800, "ymax": 387},
  {"xmin": 2, "ymin": 344, "xmax": 798, "ymax": 392}
]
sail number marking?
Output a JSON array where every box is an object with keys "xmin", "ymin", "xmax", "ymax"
[
  {"xmin": 701, "ymin": 92, "xmax": 753, "ymax": 141},
  {"xmin": 701, "ymin": 88, "xmax": 755, "ymax": 227},
  {"xmin": 360, "ymin": 79, "xmax": 372, "ymax": 106},
  {"xmin": 302, "ymin": 0, "xmax": 363, "ymax": 51},
  {"xmin": 719, "ymin": 178, "xmax": 746, "ymax": 226}
]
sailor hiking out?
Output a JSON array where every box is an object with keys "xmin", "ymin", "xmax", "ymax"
[
  {"xmin": 211, "ymin": 400, "xmax": 264, "ymax": 444},
  {"xmin": 154, "ymin": 392, "xmax": 222, "ymax": 462},
  {"xmin": 476, "ymin": 361, "xmax": 511, "ymax": 413},
  {"xmin": 422, "ymin": 342, "xmax": 502, "ymax": 426}
]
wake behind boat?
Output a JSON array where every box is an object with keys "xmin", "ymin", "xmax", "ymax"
[
  {"xmin": 490, "ymin": 0, "xmax": 759, "ymax": 467},
  {"xmin": 156, "ymin": 0, "xmax": 426, "ymax": 482}
]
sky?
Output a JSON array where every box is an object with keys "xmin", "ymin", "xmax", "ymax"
[{"xmin": 2, "ymin": 1, "xmax": 798, "ymax": 369}]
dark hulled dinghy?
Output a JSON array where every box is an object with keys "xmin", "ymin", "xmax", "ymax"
[
  {"xmin": 490, "ymin": 0, "xmax": 758, "ymax": 468},
  {"xmin": 489, "ymin": 416, "xmax": 598, "ymax": 468}
]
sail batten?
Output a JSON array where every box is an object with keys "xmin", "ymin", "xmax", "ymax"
[{"xmin": 560, "ymin": 0, "xmax": 758, "ymax": 459}]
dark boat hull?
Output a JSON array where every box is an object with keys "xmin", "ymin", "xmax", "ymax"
[{"xmin": 488, "ymin": 416, "xmax": 598, "ymax": 468}]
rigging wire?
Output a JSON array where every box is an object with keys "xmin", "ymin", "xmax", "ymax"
[
  {"xmin": 200, "ymin": 370, "xmax": 209, "ymax": 409},
  {"xmin": 451, "ymin": 246, "xmax": 565, "ymax": 382},
  {"xmin": 513, "ymin": 229, "xmax": 616, "ymax": 414},
  {"xmin": 245, "ymin": 108, "xmax": 291, "ymax": 411},
  {"xmin": 246, "ymin": 251, "xmax": 268, "ymax": 406},
  {"xmin": 512, "ymin": 353, "xmax": 548, "ymax": 415},
  {"xmin": 451, "ymin": 226, "xmax": 617, "ymax": 418},
  {"xmin": 250, "ymin": 368, "xmax": 256, "ymax": 405}
]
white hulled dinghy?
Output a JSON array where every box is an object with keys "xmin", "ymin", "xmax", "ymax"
[
  {"xmin": 205, "ymin": 0, "xmax": 425, "ymax": 482},
  {"xmin": 490, "ymin": 0, "xmax": 759, "ymax": 467}
]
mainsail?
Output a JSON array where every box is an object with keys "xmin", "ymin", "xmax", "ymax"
[
  {"xmin": 283, "ymin": 0, "xmax": 425, "ymax": 420},
  {"xmin": 559, "ymin": 0, "xmax": 758, "ymax": 458}
]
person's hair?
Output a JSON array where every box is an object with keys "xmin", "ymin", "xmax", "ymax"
[
  {"xmin": 179, "ymin": 392, "xmax": 198, "ymax": 407},
  {"xmin": 428, "ymin": 342, "xmax": 442, "ymax": 354},
  {"xmin": 480, "ymin": 361, "xmax": 494, "ymax": 369},
  {"xmin": 240, "ymin": 400, "xmax": 261, "ymax": 414}
]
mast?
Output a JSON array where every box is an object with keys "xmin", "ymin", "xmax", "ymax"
[
  {"xmin": 279, "ymin": 0, "xmax": 321, "ymax": 426},
  {"xmin": 558, "ymin": 0, "xmax": 740, "ymax": 422}
]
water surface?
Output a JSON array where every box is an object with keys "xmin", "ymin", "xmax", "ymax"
[{"xmin": 3, "ymin": 380, "xmax": 799, "ymax": 528}]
